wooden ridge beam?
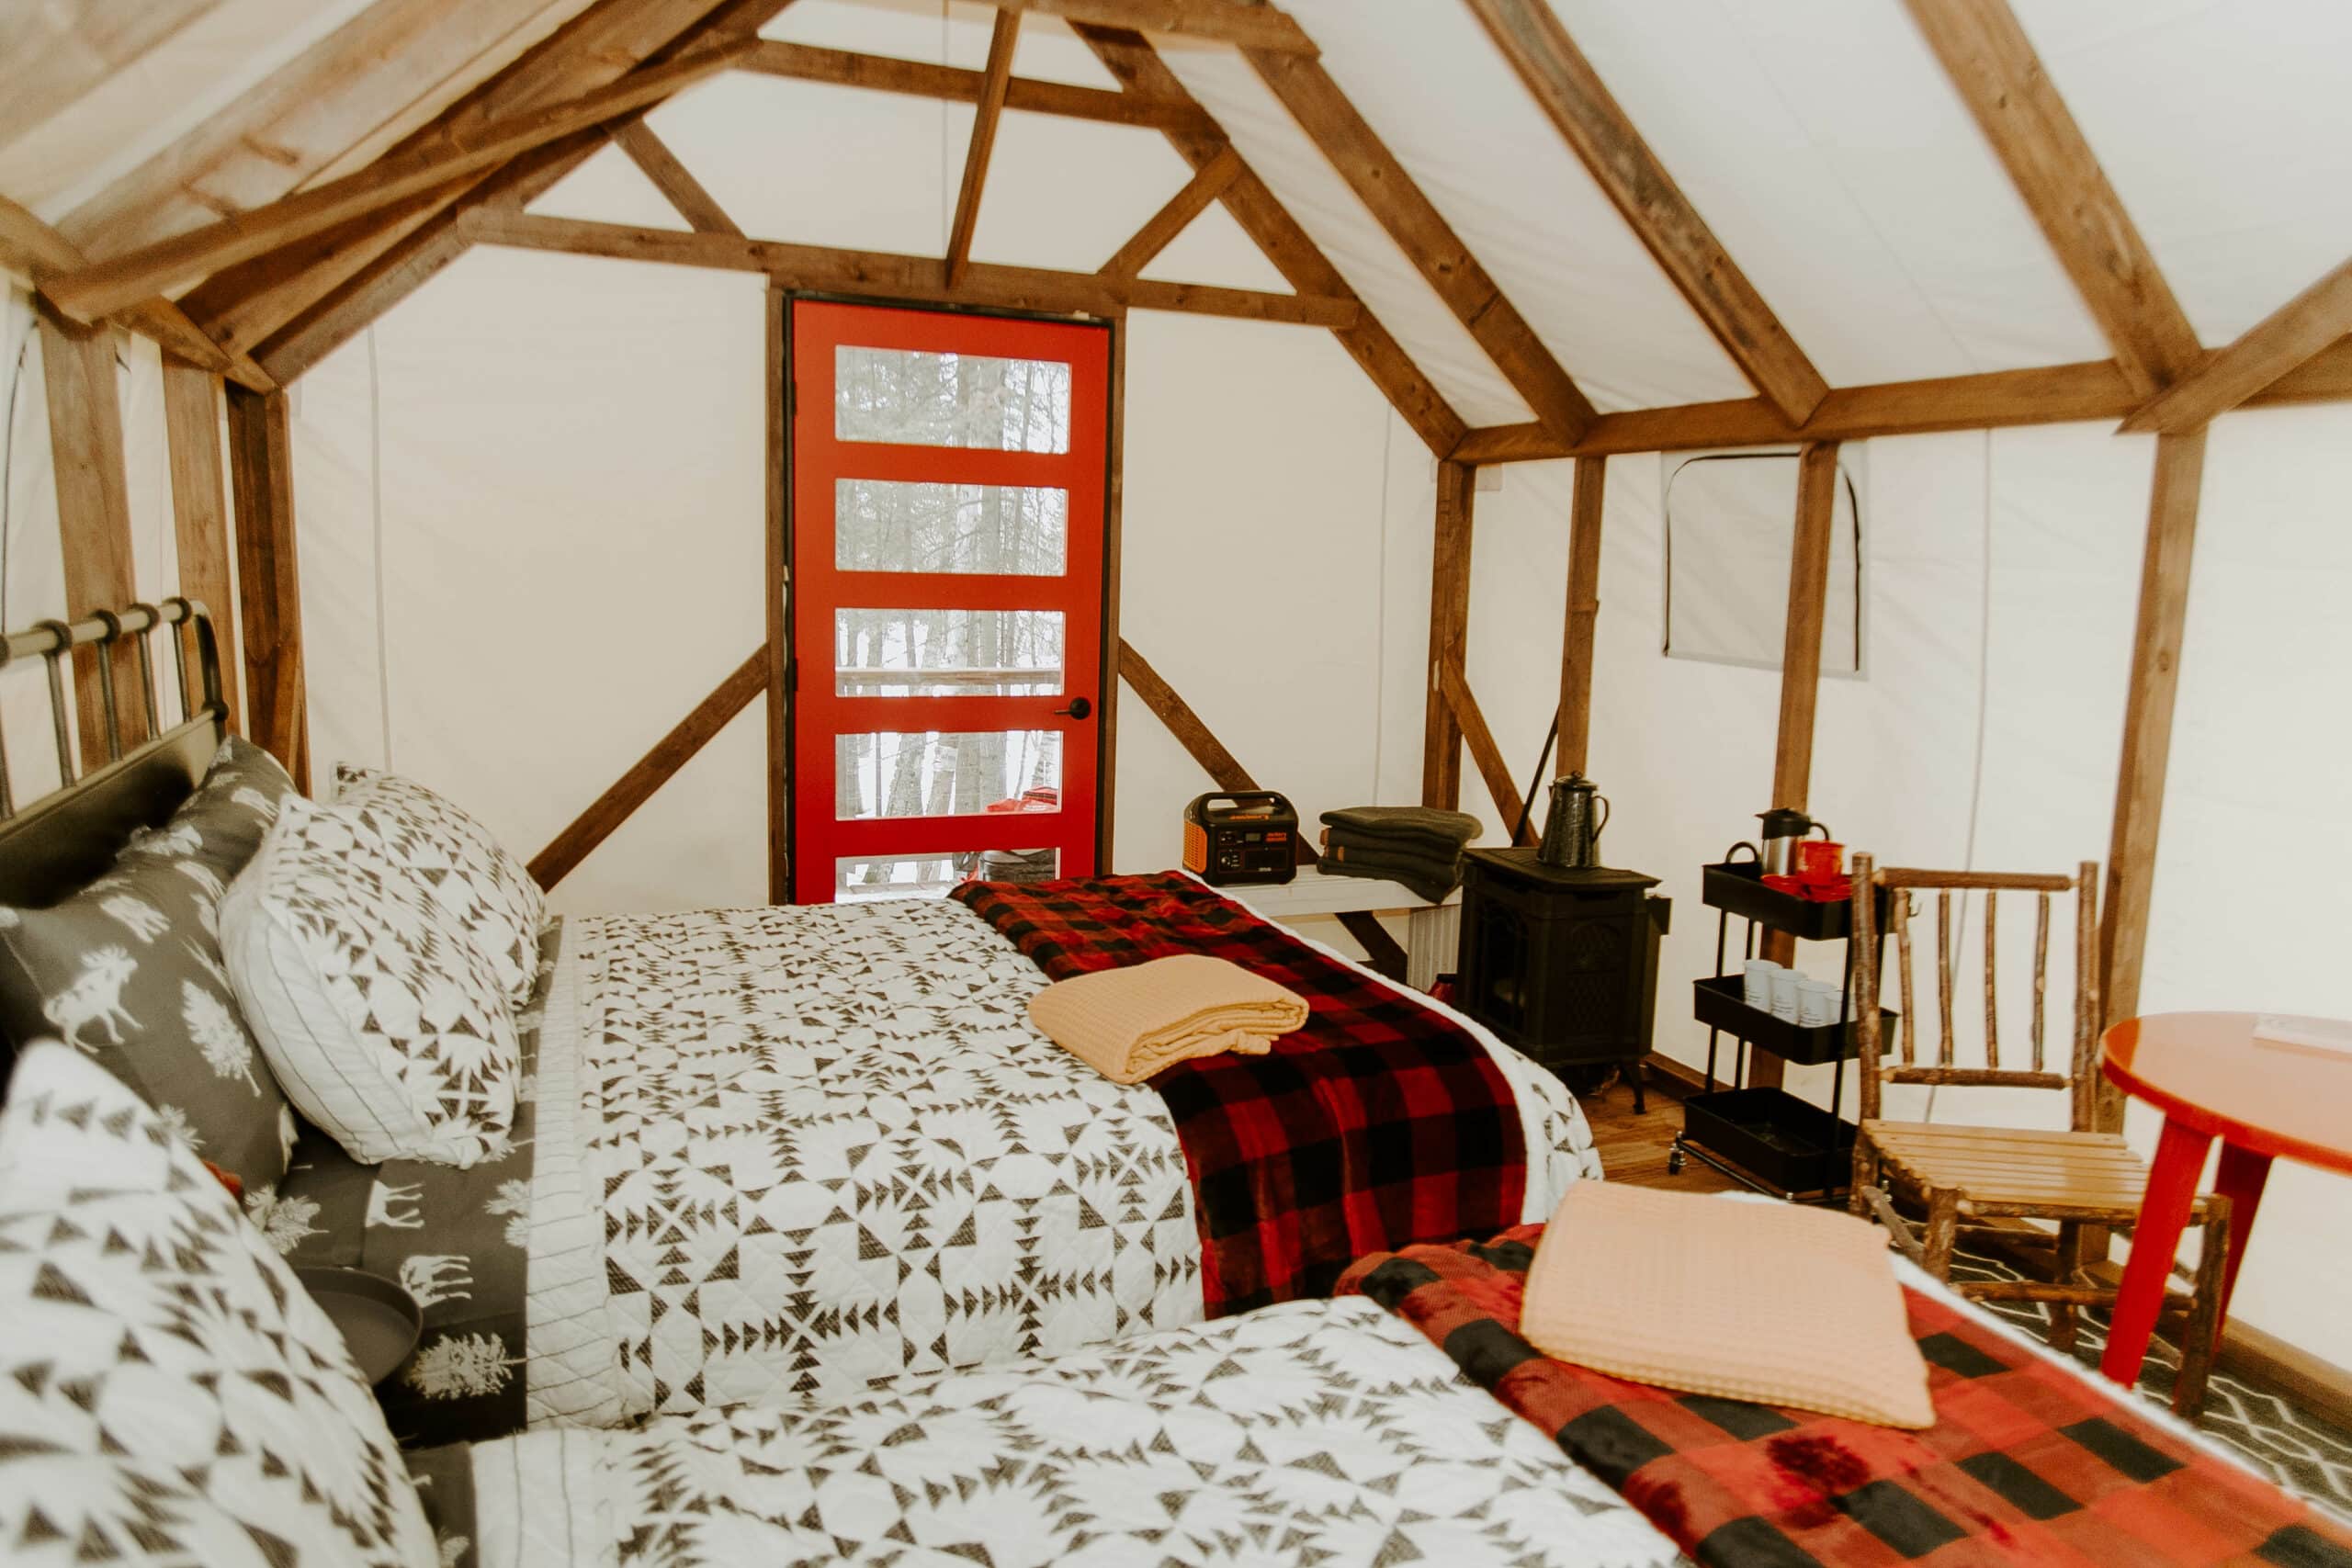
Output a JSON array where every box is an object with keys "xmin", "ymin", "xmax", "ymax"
[
  {"xmin": 1004, "ymin": 0, "xmax": 1316, "ymax": 53},
  {"xmin": 460, "ymin": 208, "xmax": 1358, "ymax": 325},
  {"xmin": 738, "ymin": 39, "xmax": 1215, "ymax": 132},
  {"xmin": 945, "ymin": 9, "xmax": 1020, "ymax": 289},
  {"xmin": 1439, "ymin": 661, "xmax": 1537, "ymax": 846},
  {"xmin": 1464, "ymin": 0, "xmax": 1826, "ymax": 425},
  {"xmin": 529, "ymin": 645, "xmax": 769, "ymax": 890},
  {"xmin": 1902, "ymin": 0, "xmax": 2202, "ymax": 398},
  {"xmin": 2121, "ymin": 258, "xmax": 2352, "ymax": 434},
  {"xmin": 1101, "ymin": 147, "xmax": 1243, "ymax": 277},
  {"xmin": 611, "ymin": 120, "xmax": 741, "ymax": 235},
  {"xmin": 1246, "ymin": 47, "xmax": 1595, "ymax": 441},
  {"xmin": 42, "ymin": 39, "xmax": 750, "ymax": 325},
  {"xmin": 1074, "ymin": 24, "xmax": 1467, "ymax": 457},
  {"xmin": 1, "ymin": 196, "xmax": 273, "ymax": 390},
  {"xmin": 181, "ymin": 0, "xmax": 796, "ymax": 361}
]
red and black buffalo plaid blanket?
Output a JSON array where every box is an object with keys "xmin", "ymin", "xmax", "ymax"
[
  {"xmin": 1340, "ymin": 1224, "xmax": 2352, "ymax": 1568},
  {"xmin": 952, "ymin": 871, "xmax": 1528, "ymax": 1316}
]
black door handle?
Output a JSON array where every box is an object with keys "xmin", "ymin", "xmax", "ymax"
[{"xmin": 1054, "ymin": 696, "xmax": 1092, "ymax": 720}]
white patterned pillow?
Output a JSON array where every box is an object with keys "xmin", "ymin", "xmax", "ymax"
[
  {"xmin": 334, "ymin": 765, "xmax": 544, "ymax": 1003},
  {"xmin": 0, "ymin": 1042, "xmax": 437, "ymax": 1568},
  {"xmin": 222, "ymin": 795, "xmax": 518, "ymax": 1167}
]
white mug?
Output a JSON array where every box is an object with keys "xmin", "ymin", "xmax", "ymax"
[
  {"xmin": 1743, "ymin": 958, "xmax": 1780, "ymax": 1007},
  {"xmin": 1769, "ymin": 966, "xmax": 1804, "ymax": 1022},
  {"xmin": 1798, "ymin": 977, "xmax": 1844, "ymax": 1028}
]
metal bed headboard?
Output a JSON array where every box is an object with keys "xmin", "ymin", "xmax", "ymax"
[{"xmin": 0, "ymin": 598, "xmax": 229, "ymax": 908}]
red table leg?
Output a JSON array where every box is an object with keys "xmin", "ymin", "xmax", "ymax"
[
  {"xmin": 2101, "ymin": 1115, "xmax": 2213, "ymax": 1390},
  {"xmin": 2211, "ymin": 1141, "xmax": 2273, "ymax": 1322}
]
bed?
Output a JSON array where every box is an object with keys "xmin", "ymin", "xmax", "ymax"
[{"xmin": 0, "ymin": 602, "xmax": 1599, "ymax": 1447}]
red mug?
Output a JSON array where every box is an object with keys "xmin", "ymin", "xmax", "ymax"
[{"xmin": 1794, "ymin": 839, "xmax": 1845, "ymax": 883}]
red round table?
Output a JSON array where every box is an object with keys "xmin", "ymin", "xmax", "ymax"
[{"xmin": 2099, "ymin": 1012, "xmax": 2352, "ymax": 1389}]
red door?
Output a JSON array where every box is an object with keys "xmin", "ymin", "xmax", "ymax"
[{"xmin": 788, "ymin": 300, "xmax": 1110, "ymax": 904}]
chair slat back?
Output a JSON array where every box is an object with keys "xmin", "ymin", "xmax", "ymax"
[{"xmin": 1850, "ymin": 857, "xmax": 2100, "ymax": 1128}]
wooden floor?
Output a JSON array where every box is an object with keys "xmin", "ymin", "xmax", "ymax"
[{"xmin": 1579, "ymin": 1070, "xmax": 1743, "ymax": 1192}]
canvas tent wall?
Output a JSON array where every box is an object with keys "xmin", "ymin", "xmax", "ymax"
[{"xmin": 5, "ymin": 0, "xmax": 2352, "ymax": 1385}]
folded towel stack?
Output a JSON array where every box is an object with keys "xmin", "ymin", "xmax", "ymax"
[
  {"xmin": 1317, "ymin": 805, "xmax": 1482, "ymax": 903},
  {"xmin": 1025, "ymin": 953, "xmax": 1309, "ymax": 1084}
]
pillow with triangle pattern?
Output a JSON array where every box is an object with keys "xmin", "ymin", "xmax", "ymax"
[{"xmin": 0, "ymin": 1040, "xmax": 437, "ymax": 1567}]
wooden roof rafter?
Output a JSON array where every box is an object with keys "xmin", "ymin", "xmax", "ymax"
[
  {"xmin": 739, "ymin": 40, "xmax": 1215, "ymax": 133},
  {"xmin": 2122, "ymin": 257, "xmax": 2352, "ymax": 434},
  {"xmin": 1462, "ymin": 0, "xmax": 1829, "ymax": 426},
  {"xmin": 944, "ymin": 9, "xmax": 1022, "ymax": 289}
]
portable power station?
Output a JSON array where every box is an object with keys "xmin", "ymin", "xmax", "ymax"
[{"xmin": 1182, "ymin": 791, "xmax": 1299, "ymax": 886}]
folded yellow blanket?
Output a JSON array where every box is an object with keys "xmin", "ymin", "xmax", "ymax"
[{"xmin": 1025, "ymin": 953, "xmax": 1310, "ymax": 1085}]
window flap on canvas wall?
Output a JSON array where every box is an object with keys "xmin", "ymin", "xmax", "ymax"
[{"xmin": 1662, "ymin": 447, "xmax": 1866, "ymax": 676}]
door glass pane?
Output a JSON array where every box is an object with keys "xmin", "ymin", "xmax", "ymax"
[
  {"xmin": 834, "ymin": 346, "xmax": 1071, "ymax": 452},
  {"xmin": 836, "ymin": 609, "xmax": 1064, "ymax": 696},
  {"xmin": 835, "ymin": 480, "xmax": 1068, "ymax": 575},
  {"xmin": 834, "ymin": 730, "xmax": 1062, "ymax": 820},
  {"xmin": 835, "ymin": 848, "xmax": 1057, "ymax": 902}
]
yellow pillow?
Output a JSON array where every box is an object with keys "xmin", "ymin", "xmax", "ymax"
[{"xmin": 1519, "ymin": 1183, "xmax": 1934, "ymax": 1428}]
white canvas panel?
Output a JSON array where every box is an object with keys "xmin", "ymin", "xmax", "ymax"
[
  {"xmin": 944, "ymin": 0, "xmax": 1125, "ymax": 91},
  {"xmin": 1159, "ymin": 46, "xmax": 1533, "ymax": 429},
  {"xmin": 2137, "ymin": 403, "xmax": 2352, "ymax": 1354},
  {"xmin": 2013, "ymin": 0, "xmax": 2352, "ymax": 346},
  {"xmin": 287, "ymin": 336, "xmax": 390, "ymax": 787},
  {"xmin": 1285, "ymin": 0, "xmax": 1748, "ymax": 412},
  {"xmin": 1138, "ymin": 199, "xmax": 1295, "ymax": 293},
  {"xmin": 1544, "ymin": 0, "xmax": 2105, "ymax": 387},
  {"xmin": 969, "ymin": 115, "xmax": 1200, "ymax": 275},
  {"xmin": 527, "ymin": 143, "xmax": 695, "ymax": 231},
  {"xmin": 766, "ymin": 0, "xmax": 962, "ymax": 62},
  {"xmin": 648, "ymin": 74, "xmax": 950, "ymax": 256},
  {"xmin": 0, "ymin": 290, "xmax": 69, "ymax": 805}
]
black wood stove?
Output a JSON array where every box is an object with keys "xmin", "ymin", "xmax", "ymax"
[{"xmin": 1455, "ymin": 848, "xmax": 1670, "ymax": 1109}]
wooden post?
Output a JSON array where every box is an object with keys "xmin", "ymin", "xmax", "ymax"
[
  {"xmin": 37, "ymin": 303, "xmax": 143, "ymax": 771},
  {"xmin": 1752, "ymin": 439, "xmax": 1842, "ymax": 1087},
  {"xmin": 2098, "ymin": 428, "xmax": 2209, "ymax": 1128},
  {"xmin": 1097, "ymin": 314, "xmax": 1128, "ymax": 873},
  {"xmin": 160, "ymin": 359, "xmax": 242, "ymax": 730},
  {"xmin": 1421, "ymin": 458, "xmax": 1476, "ymax": 808},
  {"xmin": 1556, "ymin": 454, "xmax": 1606, "ymax": 777},
  {"xmin": 764, "ymin": 287, "xmax": 791, "ymax": 902},
  {"xmin": 224, "ymin": 385, "xmax": 308, "ymax": 790}
]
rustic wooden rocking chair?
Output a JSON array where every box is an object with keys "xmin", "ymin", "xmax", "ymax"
[{"xmin": 1848, "ymin": 854, "xmax": 2232, "ymax": 1414}]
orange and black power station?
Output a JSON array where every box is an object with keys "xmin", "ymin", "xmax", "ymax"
[{"xmin": 1182, "ymin": 791, "xmax": 1300, "ymax": 886}]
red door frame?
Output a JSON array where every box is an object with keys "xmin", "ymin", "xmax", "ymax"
[{"xmin": 786, "ymin": 299, "xmax": 1112, "ymax": 904}]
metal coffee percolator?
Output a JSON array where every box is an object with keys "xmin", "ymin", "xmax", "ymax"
[{"xmin": 1539, "ymin": 773, "xmax": 1611, "ymax": 868}]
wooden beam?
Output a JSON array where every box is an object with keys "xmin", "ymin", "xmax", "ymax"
[
  {"xmin": 945, "ymin": 10, "xmax": 1020, "ymax": 289},
  {"xmin": 611, "ymin": 120, "xmax": 741, "ymax": 235},
  {"xmin": 177, "ymin": 0, "xmax": 795, "ymax": 361},
  {"xmin": 2098, "ymin": 429, "xmax": 2207, "ymax": 1122},
  {"xmin": 764, "ymin": 288, "xmax": 790, "ymax": 902},
  {"xmin": 1074, "ymin": 25, "xmax": 1468, "ymax": 457},
  {"xmin": 1421, "ymin": 459, "xmax": 1476, "ymax": 809},
  {"xmin": 224, "ymin": 387, "xmax": 308, "ymax": 788},
  {"xmin": 1100, "ymin": 147, "xmax": 1242, "ymax": 277},
  {"xmin": 1117, "ymin": 637, "xmax": 1257, "ymax": 795},
  {"xmin": 2122, "ymin": 257, "xmax": 2352, "ymax": 434},
  {"xmin": 58, "ymin": 0, "xmax": 579, "ymax": 258},
  {"xmin": 0, "ymin": 0, "xmax": 225, "ymax": 152},
  {"xmin": 738, "ymin": 39, "xmax": 1215, "ymax": 133},
  {"xmin": 530, "ymin": 645, "xmax": 768, "ymax": 890},
  {"xmin": 458, "ymin": 209, "xmax": 1358, "ymax": 325},
  {"xmin": 1439, "ymin": 662, "xmax": 1536, "ymax": 846},
  {"xmin": 1902, "ymin": 0, "xmax": 2202, "ymax": 398},
  {"xmin": 1750, "ymin": 440, "xmax": 1841, "ymax": 1086},
  {"xmin": 1462, "ymin": 0, "xmax": 1826, "ymax": 425},
  {"xmin": 1098, "ymin": 315, "xmax": 1129, "ymax": 873},
  {"xmin": 1003, "ymin": 0, "xmax": 1316, "ymax": 53},
  {"xmin": 2252, "ymin": 333, "xmax": 2352, "ymax": 407},
  {"xmin": 1, "ymin": 195, "xmax": 273, "ymax": 390},
  {"xmin": 1246, "ymin": 49, "xmax": 1595, "ymax": 442},
  {"xmin": 159, "ymin": 360, "xmax": 243, "ymax": 730},
  {"xmin": 1556, "ymin": 454, "xmax": 1606, "ymax": 777},
  {"xmin": 42, "ymin": 40, "xmax": 750, "ymax": 325},
  {"xmin": 37, "ymin": 302, "xmax": 144, "ymax": 771}
]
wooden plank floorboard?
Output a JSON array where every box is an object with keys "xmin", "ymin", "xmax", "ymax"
[{"xmin": 1578, "ymin": 1073, "xmax": 1743, "ymax": 1193}]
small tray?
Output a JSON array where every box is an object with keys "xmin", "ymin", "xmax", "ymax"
[
  {"xmin": 1702, "ymin": 862, "xmax": 1888, "ymax": 942},
  {"xmin": 1692, "ymin": 976, "xmax": 1896, "ymax": 1066},
  {"xmin": 292, "ymin": 1266, "xmax": 421, "ymax": 1385},
  {"xmin": 1681, "ymin": 1087, "xmax": 1856, "ymax": 1194}
]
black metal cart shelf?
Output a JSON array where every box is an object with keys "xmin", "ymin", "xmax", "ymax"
[{"xmin": 1668, "ymin": 854, "xmax": 1894, "ymax": 1201}]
